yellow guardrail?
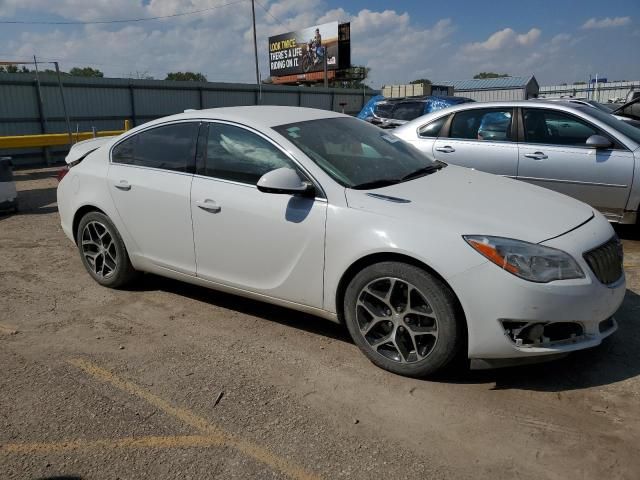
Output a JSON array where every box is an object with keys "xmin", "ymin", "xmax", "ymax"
[{"xmin": 0, "ymin": 120, "xmax": 131, "ymax": 149}]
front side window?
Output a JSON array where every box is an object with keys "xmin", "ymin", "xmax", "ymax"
[
  {"xmin": 523, "ymin": 109, "xmax": 599, "ymax": 146},
  {"xmin": 273, "ymin": 117, "xmax": 441, "ymax": 189},
  {"xmin": 112, "ymin": 122, "xmax": 198, "ymax": 172},
  {"xmin": 450, "ymin": 108, "xmax": 513, "ymax": 141},
  {"xmin": 203, "ymin": 123, "xmax": 295, "ymax": 185}
]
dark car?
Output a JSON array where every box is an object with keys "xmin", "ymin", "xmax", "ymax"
[{"xmin": 357, "ymin": 95, "xmax": 475, "ymax": 129}]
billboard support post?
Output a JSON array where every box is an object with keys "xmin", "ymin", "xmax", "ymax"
[{"xmin": 323, "ymin": 54, "xmax": 328, "ymax": 88}]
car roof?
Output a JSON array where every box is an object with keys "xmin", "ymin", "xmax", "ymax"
[
  {"xmin": 393, "ymin": 100, "xmax": 603, "ymax": 133},
  {"xmin": 132, "ymin": 106, "xmax": 345, "ymax": 131}
]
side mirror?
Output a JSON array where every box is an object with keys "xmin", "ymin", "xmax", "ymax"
[
  {"xmin": 257, "ymin": 167, "xmax": 314, "ymax": 196},
  {"xmin": 586, "ymin": 134, "xmax": 612, "ymax": 149}
]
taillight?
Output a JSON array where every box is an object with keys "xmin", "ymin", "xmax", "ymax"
[{"xmin": 57, "ymin": 166, "xmax": 69, "ymax": 182}]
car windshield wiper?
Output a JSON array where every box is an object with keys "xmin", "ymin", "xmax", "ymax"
[
  {"xmin": 351, "ymin": 178, "xmax": 402, "ymax": 190},
  {"xmin": 400, "ymin": 163, "xmax": 444, "ymax": 182}
]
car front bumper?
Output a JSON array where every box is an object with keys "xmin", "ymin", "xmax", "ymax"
[{"xmin": 448, "ymin": 214, "xmax": 626, "ymax": 360}]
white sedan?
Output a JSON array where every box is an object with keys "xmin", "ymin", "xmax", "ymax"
[{"xmin": 57, "ymin": 106, "xmax": 625, "ymax": 377}]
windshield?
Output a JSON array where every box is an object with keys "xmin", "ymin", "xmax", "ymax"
[
  {"xmin": 586, "ymin": 100, "xmax": 615, "ymax": 112},
  {"xmin": 273, "ymin": 117, "xmax": 441, "ymax": 189},
  {"xmin": 577, "ymin": 106, "xmax": 640, "ymax": 145}
]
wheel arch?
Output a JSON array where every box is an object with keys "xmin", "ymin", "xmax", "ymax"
[
  {"xmin": 72, "ymin": 205, "xmax": 107, "ymax": 244},
  {"xmin": 335, "ymin": 252, "xmax": 468, "ymax": 338}
]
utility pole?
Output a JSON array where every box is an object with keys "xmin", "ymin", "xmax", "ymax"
[
  {"xmin": 54, "ymin": 61, "xmax": 73, "ymax": 144},
  {"xmin": 251, "ymin": 0, "xmax": 259, "ymax": 85}
]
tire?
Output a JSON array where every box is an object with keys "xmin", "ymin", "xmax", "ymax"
[
  {"xmin": 76, "ymin": 211, "xmax": 137, "ymax": 289},
  {"xmin": 302, "ymin": 55, "xmax": 311, "ymax": 73},
  {"xmin": 343, "ymin": 262, "xmax": 463, "ymax": 377}
]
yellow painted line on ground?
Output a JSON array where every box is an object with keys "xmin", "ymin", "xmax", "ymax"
[
  {"xmin": 67, "ymin": 358, "xmax": 321, "ymax": 480},
  {"xmin": 1, "ymin": 434, "xmax": 224, "ymax": 454}
]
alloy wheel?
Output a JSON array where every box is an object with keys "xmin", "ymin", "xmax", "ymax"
[
  {"xmin": 81, "ymin": 220, "xmax": 117, "ymax": 279},
  {"xmin": 356, "ymin": 277, "xmax": 439, "ymax": 363}
]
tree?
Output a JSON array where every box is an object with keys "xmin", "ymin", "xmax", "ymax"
[
  {"xmin": 573, "ymin": 81, "xmax": 587, "ymax": 85},
  {"xmin": 165, "ymin": 71, "xmax": 207, "ymax": 82},
  {"xmin": 69, "ymin": 66, "xmax": 104, "ymax": 77},
  {"xmin": 473, "ymin": 72, "xmax": 510, "ymax": 79},
  {"xmin": 410, "ymin": 78, "xmax": 432, "ymax": 85}
]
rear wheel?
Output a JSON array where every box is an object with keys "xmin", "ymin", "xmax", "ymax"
[
  {"xmin": 344, "ymin": 262, "xmax": 463, "ymax": 377},
  {"xmin": 76, "ymin": 211, "xmax": 137, "ymax": 288}
]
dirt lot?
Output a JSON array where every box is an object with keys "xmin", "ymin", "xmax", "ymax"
[{"xmin": 1, "ymin": 167, "xmax": 639, "ymax": 480}]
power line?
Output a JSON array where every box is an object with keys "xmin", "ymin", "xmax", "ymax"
[
  {"xmin": 0, "ymin": 0, "xmax": 247, "ymax": 25},
  {"xmin": 254, "ymin": 0, "xmax": 287, "ymax": 27}
]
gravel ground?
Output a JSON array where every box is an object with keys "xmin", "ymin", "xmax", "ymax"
[{"xmin": 1, "ymin": 167, "xmax": 639, "ymax": 480}]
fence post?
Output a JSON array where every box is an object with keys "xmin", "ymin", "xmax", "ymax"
[
  {"xmin": 128, "ymin": 84, "xmax": 137, "ymax": 126},
  {"xmin": 199, "ymin": 87, "xmax": 204, "ymax": 109},
  {"xmin": 33, "ymin": 79, "xmax": 51, "ymax": 165}
]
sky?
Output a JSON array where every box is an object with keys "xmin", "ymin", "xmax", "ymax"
[{"xmin": 0, "ymin": 0, "xmax": 638, "ymax": 88}]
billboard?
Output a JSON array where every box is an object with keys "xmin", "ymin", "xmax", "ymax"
[{"xmin": 269, "ymin": 22, "xmax": 346, "ymax": 77}]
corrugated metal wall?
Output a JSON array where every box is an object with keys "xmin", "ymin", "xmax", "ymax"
[
  {"xmin": 539, "ymin": 81, "xmax": 640, "ymax": 102},
  {"xmin": 0, "ymin": 73, "xmax": 377, "ymax": 165},
  {"xmin": 453, "ymin": 88, "xmax": 526, "ymax": 102}
]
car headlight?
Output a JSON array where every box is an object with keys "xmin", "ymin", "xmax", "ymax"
[{"xmin": 463, "ymin": 235, "xmax": 585, "ymax": 283}]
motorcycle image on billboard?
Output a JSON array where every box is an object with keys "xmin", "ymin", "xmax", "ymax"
[{"xmin": 268, "ymin": 22, "xmax": 339, "ymax": 77}]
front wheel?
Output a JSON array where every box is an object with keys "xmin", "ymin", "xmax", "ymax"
[
  {"xmin": 76, "ymin": 211, "xmax": 137, "ymax": 288},
  {"xmin": 343, "ymin": 262, "xmax": 463, "ymax": 377}
]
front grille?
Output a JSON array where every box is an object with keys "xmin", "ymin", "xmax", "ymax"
[{"xmin": 583, "ymin": 236, "xmax": 623, "ymax": 285}]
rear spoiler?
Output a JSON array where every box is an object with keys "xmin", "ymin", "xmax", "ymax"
[{"xmin": 65, "ymin": 136, "xmax": 115, "ymax": 164}]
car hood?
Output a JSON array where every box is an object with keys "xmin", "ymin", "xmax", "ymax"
[{"xmin": 345, "ymin": 165, "xmax": 594, "ymax": 244}]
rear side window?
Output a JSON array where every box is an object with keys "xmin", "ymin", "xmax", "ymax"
[
  {"xmin": 450, "ymin": 109, "xmax": 513, "ymax": 141},
  {"xmin": 418, "ymin": 116, "xmax": 448, "ymax": 138},
  {"xmin": 112, "ymin": 122, "xmax": 199, "ymax": 172},
  {"xmin": 203, "ymin": 123, "xmax": 295, "ymax": 185}
]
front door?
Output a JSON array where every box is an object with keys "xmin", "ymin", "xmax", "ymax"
[
  {"xmin": 107, "ymin": 121, "xmax": 199, "ymax": 274},
  {"xmin": 191, "ymin": 122, "xmax": 327, "ymax": 308},
  {"xmin": 517, "ymin": 108, "xmax": 634, "ymax": 219}
]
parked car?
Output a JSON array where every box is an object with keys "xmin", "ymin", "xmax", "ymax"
[
  {"xmin": 534, "ymin": 97, "xmax": 640, "ymax": 129},
  {"xmin": 0, "ymin": 157, "xmax": 17, "ymax": 213},
  {"xmin": 393, "ymin": 101, "xmax": 640, "ymax": 224},
  {"xmin": 357, "ymin": 95, "xmax": 474, "ymax": 129},
  {"xmin": 57, "ymin": 106, "xmax": 624, "ymax": 377}
]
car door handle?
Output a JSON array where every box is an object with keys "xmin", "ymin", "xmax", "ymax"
[
  {"xmin": 524, "ymin": 152, "xmax": 548, "ymax": 160},
  {"xmin": 435, "ymin": 146, "xmax": 455, "ymax": 153},
  {"xmin": 114, "ymin": 180, "xmax": 131, "ymax": 191},
  {"xmin": 196, "ymin": 199, "xmax": 222, "ymax": 213}
]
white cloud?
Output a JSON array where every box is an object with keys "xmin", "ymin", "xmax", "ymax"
[
  {"xmin": 581, "ymin": 16, "xmax": 631, "ymax": 29},
  {"xmin": 0, "ymin": 1, "xmax": 637, "ymax": 87},
  {"xmin": 462, "ymin": 27, "xmax": 541, "ymax": 53}
]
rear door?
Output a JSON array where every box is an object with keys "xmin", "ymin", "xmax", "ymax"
[
  {"xmin": 517, "ymin": 108, "xmax": 634, "ymax": 219},
  {"xmin": 432, "ymin": 107, "xmax": 519, "ymax": 177},
  {"xmin": 108, "ymin": 121, "xmax": 199, "ymax": 274}
]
